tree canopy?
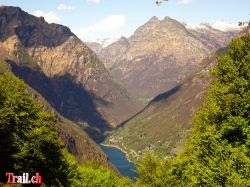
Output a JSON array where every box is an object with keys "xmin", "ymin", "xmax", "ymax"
[
  {"xmin": 137, "ymin": 35, "xmax": 250, "ymax": 186},
  {"xmin": 0, "ymin": 72, "xmax": 131, "ymax": 186}
]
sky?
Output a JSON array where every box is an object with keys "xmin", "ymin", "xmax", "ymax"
[{"xmin": 0, "ymin": 0, "xmax": 249, "ymax": 42}]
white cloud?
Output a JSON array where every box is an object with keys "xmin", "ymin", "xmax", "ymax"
[
  {"xmin": 33, "ymin": 10, "xmax": 60, "ymax": 23},
  {"xmin": 57, "ymin": 3, "xmax": 75, "ymax": 10},
  {"xmin": 212, "ymin": 20, "xmax": 241, "ymax": 31},
  {"xmin": 178, "ymin": 0, "xmax": 192, "ymax": 4},
  {"xmin": 76, "ymin": 15, "xmax": 126, "ymax": 41},
  {"xmin": 86, "ymin": 0, "xmax": 100, "ymax": 4}
]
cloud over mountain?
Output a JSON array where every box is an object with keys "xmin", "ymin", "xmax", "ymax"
[
  {"xmin": 76, "ymin": 15, "xmax": 126, "ymax": 41},
  {"xmin": 33, "ymin": 10, "xmax": 60, "ymax": 23}
]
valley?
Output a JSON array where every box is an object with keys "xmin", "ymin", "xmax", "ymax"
[
  {"xmin": 88, "ymin": 17, "xmax": 238, "ymax": 161},
  {"xmin": 0, "ymin": 5, "xmax": 240, "ymax": 165},
  {"xmin": 0, "ymin": 3, "xmax": 249, "ymax": 186},
  {"xmin": 0, "ymin": 6, "xmax": 141, "ymax": 142},
  {"xmin": 103, "ymin": 53, "xmax": 219, "ymax": 161}
]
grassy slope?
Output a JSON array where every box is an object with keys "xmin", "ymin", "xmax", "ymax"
[{"xmin": 104, "ymin": 54, "xmax": 218, "ymax": 162}]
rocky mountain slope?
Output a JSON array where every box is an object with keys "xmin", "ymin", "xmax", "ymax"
[
  {"xmin": 104, "ymin": 53, "xmax": 220, "ymax": 161},
  {"xmin": 86, "ymin": 41, "xmax": 103, "ymax": 54},
  {"xmin": 97, "ymin": 17, "xmax": 237, "ymax": 103},
  {"xmin": 0, "ymin": 6, "xmax": 140, "ymax": 141},
  {"xmin": 103, "ymin": 24, "xmax": 247, "ymax": 162},
  {"xmin": 0, "ymin": 60, "xmax": 108, "ymax": 165},
  {"xmin": 186, "ymin": 23, "xmax": 236, "ymax": 50}
]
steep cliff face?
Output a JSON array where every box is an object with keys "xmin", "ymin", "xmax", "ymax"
[
  {"xmin": 98, "ymin": 17, "xmax": 236, "ymax": 103},
  {"xmin": 0, "ymin": 59, "xmax": 108, "ymax": 166},
  {"xmin": 0, "ymin": 6, "xmax": 140, "ymax": 141}
]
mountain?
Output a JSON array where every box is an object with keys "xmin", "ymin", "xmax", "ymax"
[
  {"xmin": 104, "ymin": 53, "xmax": 219, "ymax": 161},
  {"xmin": 0, "ymin": 59, "xmax": 108, "ymax": 165},
  {"xmin": 103, "ymin": 23, "xmax": 246, "ymax": 162},
  {"xmin": 186, "ymin": 23, "xmax": 237, "ymax": 50},
  {"xmin": 86, "ymin": 37, "xmax": 119, "ymax": 52},
  {"xmin": 97, "ymin": 16, "xmax": 237, "ymax": 104},
  {"xmin": 0, "ymin": 6, "xmax": 140, "ymax": 141},
  {"xmin": 85, "ymin": 41, "xmax": 103, "ymax": 54},
  {"xmin": 238, "ymin": 24, "xmax": 250, "ymax": 36}
]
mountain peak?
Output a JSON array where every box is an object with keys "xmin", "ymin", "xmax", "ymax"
[
  {"xmin": 160, "ymin": 16, "xmax": 189, "ymax": 33},
  {"xmin": 0, "ymin": 5, "xmax": 22, "ymax": 12},
  {"xmin": 0, "ymin": 6, "xmax": 29, "ymax": 20},
  {"xmin": 0, "ymin": 6, "xmax": 74, "ymax": 47},
  {"xmin": 162, "ymin": 16, "xmax": 173, "ymax": 21},
  {"xmin": 119, "ymin": 36, "xmax": 128, "ymax": 42},
  {"xmin": 162, "ymin": 16, "xmax": 184, "ymax": 27},
  {"xmin": 148, "ymin": 16, "xmax": 159, "ymax": 23}
]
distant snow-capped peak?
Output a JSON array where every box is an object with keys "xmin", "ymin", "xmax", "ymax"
[
  {"xmin": 185, "ymin": 20, "xmax": 244, "ymax": 32},
  {"xmin": 211, "ymin": 20, "xmax": 243, "ymax": 31}
]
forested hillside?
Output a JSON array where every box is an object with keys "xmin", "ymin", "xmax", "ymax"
[
  {"xmin": 136, "ymin": 35, "xmax": 250, "ymax": 186},
  {"xmin": 0, "ymin": 71, "xmax": 132, "ymax": 186},
  {"xmin": 0, "ymin": 3, "xmax": 249, "ymax": 186},
  {"xmin": 0, "ymin": 60, "xmax": 108, "ymax": 164}
]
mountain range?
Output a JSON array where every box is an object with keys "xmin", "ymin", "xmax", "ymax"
[
  {"xmin": 91, "ymin": 16, "xmax": 237, "ymax": 104},
  {"xmin": 93, "ymin": 17, "xmax": 241, "ymax": 160},
  {"xmin": 0, "ymin": 6, "xmax": 246, "ymax": 167},
  {"xmin": 0, "ymin": 6, "xmax": 141, "ymax": 142},
  {"xmin": 104, "ymin": 52, "xmax": 221, "ymax": 161}
]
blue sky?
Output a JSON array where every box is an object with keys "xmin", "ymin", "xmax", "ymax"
[{"xmin": 1, "ymin": 0, "xmax": 249, "ymax": 42}]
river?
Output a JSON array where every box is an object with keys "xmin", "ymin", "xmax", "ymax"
[{"xmin": 100, "ymin": 145, "xmax": 138, "ymax": 180}]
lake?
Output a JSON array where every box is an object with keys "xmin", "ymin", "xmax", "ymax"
[{"xmin": 101, "ymin": 145, "xmax": 138, "ymax": 180}]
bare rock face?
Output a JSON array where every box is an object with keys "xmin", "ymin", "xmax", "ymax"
[
  {"xmin": 98, "ymin": 17, "xmax": 236, "ymax": 102},
  {"xmin": 0, "ymin": 6, "xmax": 140, "ymax": 141}
]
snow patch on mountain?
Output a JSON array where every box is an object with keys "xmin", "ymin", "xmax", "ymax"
[{"xmin": 185, "ymin": 20, "xmax": 244, "ymax": 32}]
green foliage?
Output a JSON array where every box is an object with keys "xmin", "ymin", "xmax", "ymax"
[
  {"xmin": 0, "ymin": 72, "xmax": 71, "ymax": 186},
  {"xmin": 0, "ymin": 60, "xmax": 10, "ymax": 74},
  {"xmin": 2, "ymin": 33, "xmax": 248, "ymax": 187},
  {"xmin": 0, "ymin": 72, "xmax": 132, "ymax": 186},
  {"xmin": 136, "ymin": 153, "xmax": 180, "ymax": 187},
  {"xmin": 59, "ymin": 152, "xmax": 134, "ymax": 187},
  {"xmin": 137, "ymin": 35, "xmax": 250, "ymax": 186}
]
